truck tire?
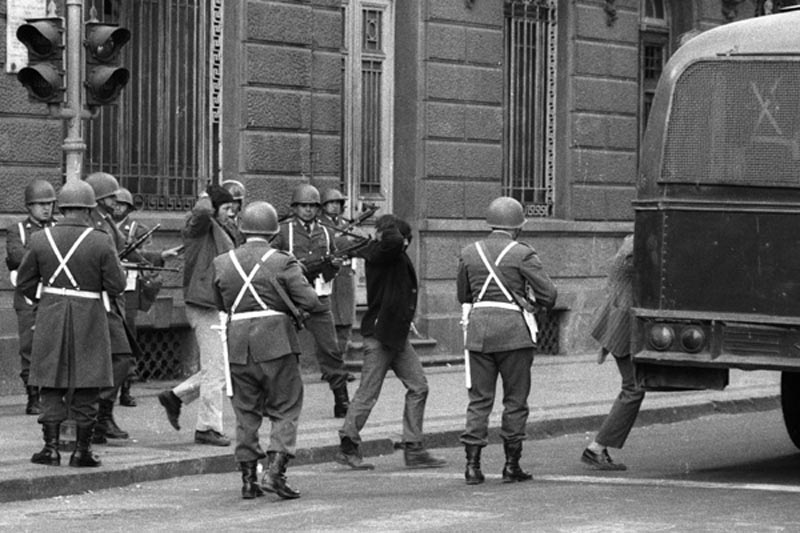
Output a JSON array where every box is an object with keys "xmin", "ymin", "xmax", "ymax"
[{"xmin": 780, "ymin": 371, "xmax": 800, "ymax": 450}]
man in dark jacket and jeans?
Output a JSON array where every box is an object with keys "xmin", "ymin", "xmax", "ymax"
[{"xmin": 336, "ymin": 214, "xmax": 446, "ymax": 470}]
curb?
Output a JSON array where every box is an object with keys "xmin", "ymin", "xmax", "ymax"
[{"xmin": 0, "ymin": 393, "xmax": 780, "ymax": 503}]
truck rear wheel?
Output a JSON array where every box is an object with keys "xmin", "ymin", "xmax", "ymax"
[{"xmin": 780, "ymin": 371, "xmax": 800, "ymax": 450}]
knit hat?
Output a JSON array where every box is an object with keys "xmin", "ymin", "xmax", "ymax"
[{"xmin": 206, "ymin": 184, "xmax": 234, "ymax": 210}]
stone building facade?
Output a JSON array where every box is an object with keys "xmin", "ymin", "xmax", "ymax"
[{"xmin": 0, "ymin": 0, "xmax": 770, "ymax": 393}]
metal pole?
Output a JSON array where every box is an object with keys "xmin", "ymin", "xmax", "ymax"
[{"xmin": 63, "ymin": 0, "xmax": 84, "ymax": 183}]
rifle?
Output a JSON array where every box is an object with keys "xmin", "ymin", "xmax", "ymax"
[
  {"xmin": 121, "ymin": 261, "xmax": 181, "ymax": 273},
  {"xmin": 119, "ymin": 223, "xmax": 161, "ymax": 260},
  {"xmin": 269, "ymin": 277, "xmax": 310, "ymax": 330},
  {"xmin": 339, "ymin": 203, "xmax": 378, "ymax": 234},
  {"xmin": 299, "ymin": 237, "xmax": 371, "ymax": 283}
]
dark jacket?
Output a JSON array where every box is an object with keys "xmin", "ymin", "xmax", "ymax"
[
  {"xmin": 457, "ymin": 231, "xmax": 557, "ymax": 353},
  {"xmin": 212, "ymin": 240, "xmax": 320, "ymax": 362},
  {"xmin": 182, "ymin": 196, "xmax": 244, "ymax": 308},
  {"xmin": 355, "ymin": 227, "xmax": 416, "ymax": 352},
  {"xmin": 16, "ymin": 219, "xmax": 126, "ymax": 388},
  {"xmin": 590, "ymin": 235, "xmax": 635, "ymax": 358}
]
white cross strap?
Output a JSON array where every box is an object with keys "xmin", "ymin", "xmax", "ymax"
[
  {"xmin": 229, "ymin": 248, "xmax": 277, "ymax": 313},
  {"xmin": 44, "ymin": 227, "xmax": 94, "ymax": 289},
  {"xmin": 475, "ymin": 241, "xmax": 517, "ymax": 303}
]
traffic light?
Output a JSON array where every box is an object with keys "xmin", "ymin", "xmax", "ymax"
[
  {"xmin": 16, "ymin": 17, "xmax": 65, "ymax": 104},
  {"xmin": 84, "ymin": 21, "xmax": 130, "ymax": 107}
]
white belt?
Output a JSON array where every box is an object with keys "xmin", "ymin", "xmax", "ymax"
[
  {"xmin": 42, "ymin": 286, "xmax": 102, "ymax": 299},
  {"xmin": 472, "ymin": 301, "xmax": 520, "ymax": 312},
  {"xmin": 230, "ymin": 309, "xmax": 286, "ymax": 321}
]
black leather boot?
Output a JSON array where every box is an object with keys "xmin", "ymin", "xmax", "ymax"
[
  {"xmin": 119, "ymin": 380, "xmax": 137, "ymax": 407},
  {"xmin": 333, "ymin": 384, "xmax": 349, "ymax": 419},
  {"xmin": 31, "ymin": 423, "xmax": 61, "ymax": 466},
  {"xmin": 240, "ymin": 460, "xmax": 265, "ymax": 499},
  {"xmin": 95, "ymin": 399, "xmax": 129, "ymax": 441},
  {"xmin": 25, "ymin": 386, "xmax": 41, "ymax": 415},
  {"xmin": 502, "ymin": 440, "xmax": 532, "ymax": 482},
  {"xmin": 262, "ymin": 451, "xmax": 300, "ymax": 499},
  {"xmin": 69, "ymin": 425, "xmax": 102, "ymax": 467},
  {"xmin": 464, "ymin": 444, "xmax": 485, "ymax": 485}
]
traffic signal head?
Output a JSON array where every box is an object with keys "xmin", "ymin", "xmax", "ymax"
[
  {"xmin": 84, "ymin": 22, "xmax": 131, "ymax": 107},
  {"xmin": 16, "ymin": 17, "xmax": 65, "ymax": 104}
]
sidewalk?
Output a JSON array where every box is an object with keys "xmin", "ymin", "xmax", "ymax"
[{"xmin": 0, "ymin": 354, "xmax": 781, "ymax": 502}]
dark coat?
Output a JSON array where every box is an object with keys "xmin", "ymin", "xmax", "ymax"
[
  {"xmin": 16, "ymin": 219, "xmax": 126, "ymax": 388},
  {"xmin": 5, "ymin": 216, "xmax": 54, "ymax": 310},
  {"xmin": 354, "ymin": 227, "xmax": 416, "ymax": 352},
  {"xmin": 212, "ymin": 240, "xmax": 320, "ymax": 362},
  {"xmin": 457, "ymin": 231, "xmax": 557, "ymax": 353},
  {"xmin": 319, "ymin": 212, "xmax": 356, "ymax": 326},
  {"xmin": 590, "ymin": 235, "xmax": 635, "ymax": 358},
  {"xmin": 182, "ymin": 196, "xmax": 244, "ymax": 308}
]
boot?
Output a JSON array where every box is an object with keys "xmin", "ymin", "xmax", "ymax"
[
  {"xmin": 119, "ymin": 380, "xmax": 137, "ymax": 407},
  {"xmin": 95, "ymin": 399, "xmax": 129, "ymax": 442},
  {"xmin": 464, "ymin": 444, "xmax": 485, "ymax": 485},
  {"xmin": 69, "ymin": 425, "xmax": 102, "ymax": 467},
  {"xmin": 25, "ymin": 386, "xmax": 41, "ymax": 415},
  {"xmin": 31, "ymin": 423, "xmax": 61, "ymax": 466},
  {"xmin": 333, "ymin": 384, "xmax": 349, "ymax": 419},
  {"xmin": 262, "ymin": 452, "xmax": 301, "ymax": 499},
  {"xmin": 502, "ymin": 440, "xmax": 532, "ymax": 483},
  {"xmin": 404, "ymin": 442, "xmax": 447, "ymax": 469},
  {"xmin": 336, "ymin": 436, "xmax": 375, "ymax": 470},
  {"xmin": 240, "ymin": 460, "xmax": 265, "ymax": 499}
]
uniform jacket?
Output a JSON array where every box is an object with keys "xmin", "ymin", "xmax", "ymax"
[
  {"xmin": 319, "ymin": 212, "xmax": 356, "ymax": 326},
  {"xmin": 5, "ymin": 216, "xmax": 54, "ymax": 310},
  {"xmin": 182, "ymin": 196, "xmax": 244, "ymax": 309},
  {"xmin": 457, "ymin": 231, "xmax": 557, "ymax": 353},
  {"xmin": 212, "ymin": 240, "xmax": 320, "ymax": 363},
  {"xmin": 590, "ymin": 235, "xmax": 635, "ymax": 358},
  {"xmin": 90, "ymin": 207, "xmax": 140, "ymax": 354},
  {"xmin": 272, "ymin": 216, "xmax": 337, "ymax": 311},
  {"xmin": 16, "ymin": 219, "xmax": 126, "ymax": 388},
  {"xmin": 354, "ymin": 227, "xmax": 416, "ymax": 352}
]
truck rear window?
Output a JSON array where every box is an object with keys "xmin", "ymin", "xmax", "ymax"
[{"xmin": 662, "ymin": 60, "xmax": 800, "ymax": 188}]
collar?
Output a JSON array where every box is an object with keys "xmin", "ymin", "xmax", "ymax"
[{"xmin": 488, "ymin": 230, "xmax": 515, "ymax": 239}]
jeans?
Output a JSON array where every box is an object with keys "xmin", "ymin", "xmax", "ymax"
[
  {"xmin": 339, "ymin": 336, "xmax": 428, "ymax": 445},
  {"xmin": 173, "ymin": 304, "xmax": 226, "ymax": 433}
]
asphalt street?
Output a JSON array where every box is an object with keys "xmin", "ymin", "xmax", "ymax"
[{"xmin": 2, "ymin": 409, "xmax": 799, "ymax": 532}]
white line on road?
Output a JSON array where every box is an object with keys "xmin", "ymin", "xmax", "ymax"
[{"xmin": 295, "ymin": 469, "xmax": 800, "ymax": 494}]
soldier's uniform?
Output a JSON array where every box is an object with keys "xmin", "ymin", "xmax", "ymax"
[
  {"xmin": 212, "ymin": 201, "xmax": 319, "ymax": 499},
  {"xmin": 6, "ymin": 214, "xmax": 54, "ymax": 412},
  {"xmin": 456, "ymin": 196, "xmax": 557, "ymax": 485},
  {"xmin": 318, "ymin": 211, "xmax": 356, "ymax": 357},
  {"xmin": 16, "ymin": 180, "xmax": 127, "ymax": 467},
  {"xmin": 272, "ymin": 208, "xmax": 350, "ymax": 417}
]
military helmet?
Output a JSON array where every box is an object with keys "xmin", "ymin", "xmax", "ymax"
[
  {"xmin": 321, "ymin": 188, "xmax": 346, "ymax": 205},
  {"xmin": 57, "ymin": 180, "xmax": 97, "ymax": 209},
  {"xmin": 85, "ymin": 172, "xmax": 120, "ymax": 200},
  {"xmin": 290, "ymin": 183, "xmax": 321, "ymax": 206},
  {"xmin": 115, "ymin": 187, "xmax": 135, "ymax": 208},
  {"xmin": 221, "ymin": 179, "xmax": 246, "ymax": 202},
  {"xmin": 485, "ymin": 196, "xmax": 526, "ymax": 229},
  {"xmin": 24, "ymin": 179, "xmax": 57, "ymax": 204},
  {"xmin": 240, "ymin": 201, "xmax": 279, "ymax": 235}
]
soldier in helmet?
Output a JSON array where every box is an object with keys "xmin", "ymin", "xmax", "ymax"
[
  {"xmin": 211, "ymin": 201, "xmax": 320, "ymax": 500},
  {"xmin": 16, "ymin": 180, "xmax": 126, "ymax": 468},
  {"xmin": 157, "ymin": 184, "xmax": 244, "ymax": 447},
  {"xmin": 271, "ymin": 183, "xmax": 351, "ymax": 418},
  {"xmin": 456, "ymin": 196, "xmax": 557, "ymax": 485},
  {"xmin": 112, "ymin": 188, "xmax": 181, "ymax": 407},
  {"xmin": 84, "ymin": 172, "xmax": 147, "ymax": 444},
  {"xmin": 319, "ymin": 189, "xmax": 357, "ymax": 367},
  {"xmin": 6, "ymin": 179, "xmax": 57, "ymax": 415}
]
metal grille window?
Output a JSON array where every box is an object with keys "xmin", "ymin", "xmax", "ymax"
[
  {"xmin": 84, "ymin": 0, "xmax": 220, "ymax": 211},
  {"xmin": 503, "ymin": 0, "xmax": 557, "ymax": 218},
  {"xmin": 342, "ymin": 0, "xmax": 394, "ymax": 210},
  {"xmin": 640, "ymin": 0, "xmax": 669, "ymax": 142}
]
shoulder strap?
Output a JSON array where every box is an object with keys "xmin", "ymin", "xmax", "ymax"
[
  {"xmin": 18, "ymin": 222, "xmax": 26, "ymax": 247},
  {"xmin": 475, "ymin": 241, "xmax": 517, "ymax": 303},
  {"xmin": 45, "ymin": 227, "xmax": 94, "ymax": 288},
  {"xmin": 229, "ymin": 248, "xmax": 277, "ymax": 313},
  {"xmin": 128, "ymin": 220, "xmax": 138, "ymax": 244}
]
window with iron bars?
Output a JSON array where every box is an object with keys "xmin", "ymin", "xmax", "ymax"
[
  {"xmin": 503, "ymin": 0, "xmax": 557, "ymax": 218},
  {"xmin": 639, "ymin": 0, "xmax": 669, "ymax": 145},
  {"xmin": 82, "ymin": 0, "xmax": 220, "ymax": 211}
]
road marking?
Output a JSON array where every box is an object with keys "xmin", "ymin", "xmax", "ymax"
[{"xmin": 295, "ymin": 469, "xmax": 800, "ymax": 494}]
